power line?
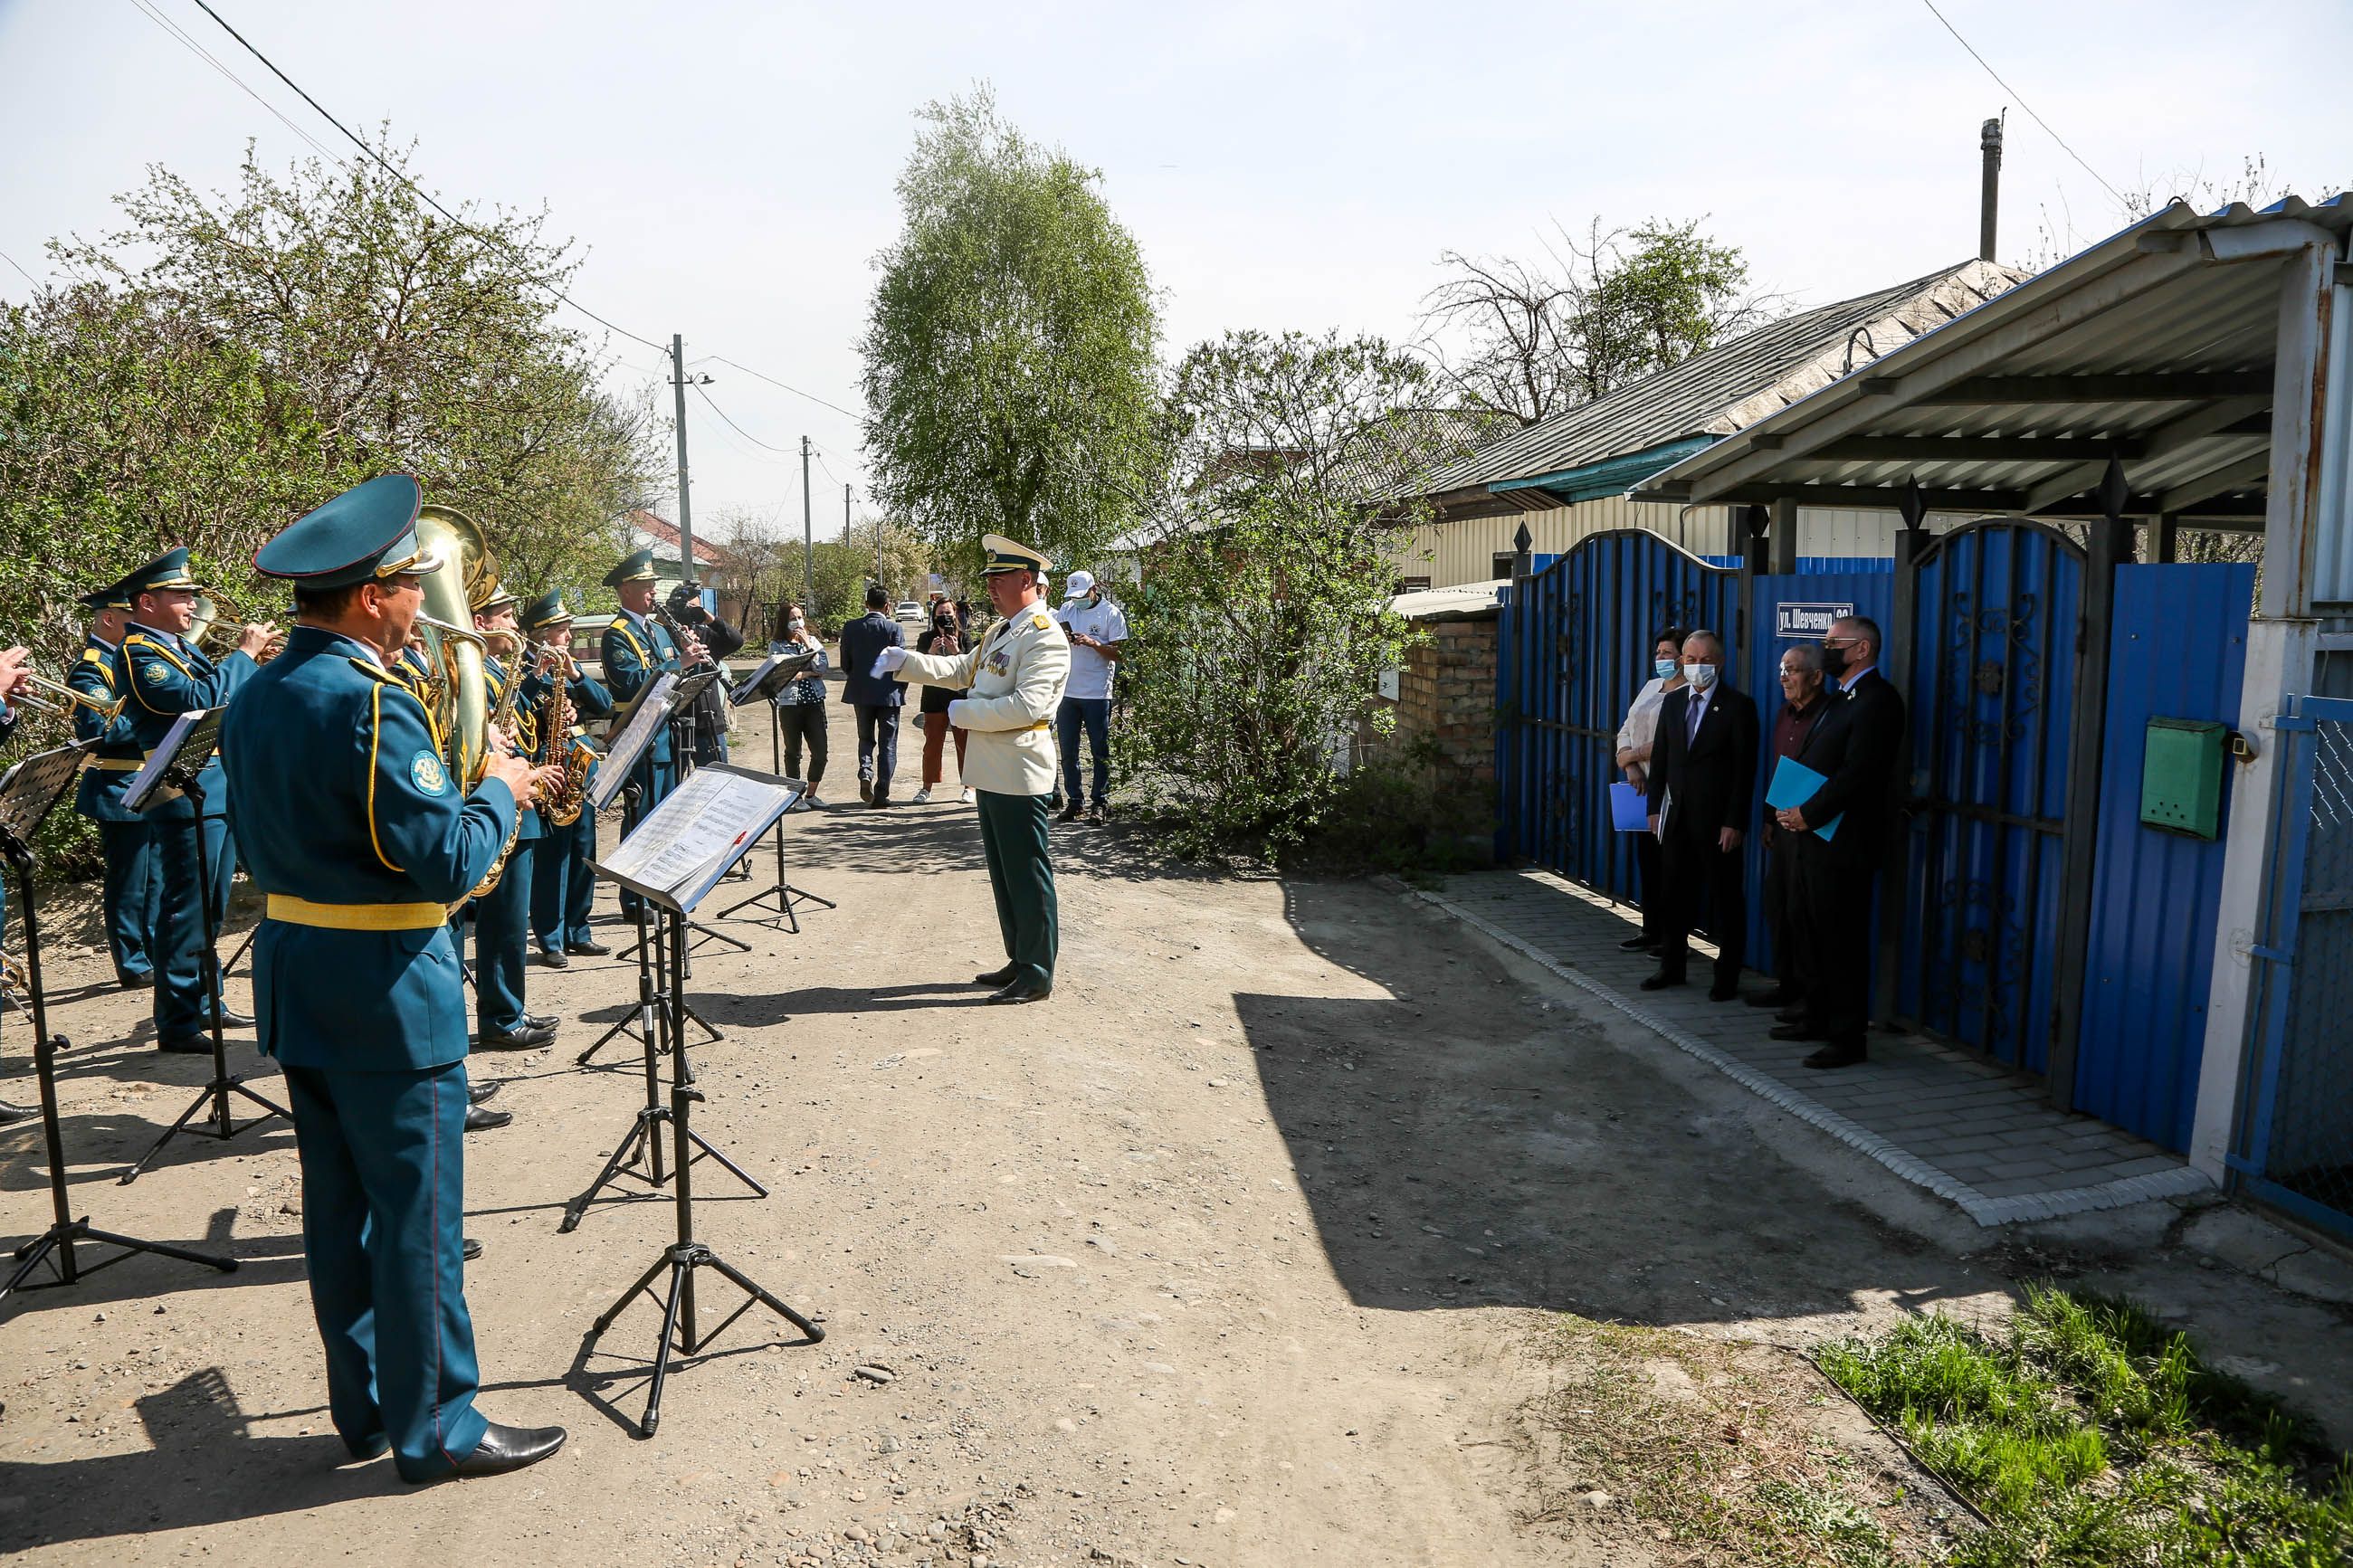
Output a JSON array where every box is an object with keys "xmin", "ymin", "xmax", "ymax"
[
  {"xmin": 0, "ymin": 248, "xmax": 40, "ymax": 287},
  {"xmin": 184, "ymin": 0, "xmax": 669, "ymax": 352},
  {"xmin": 1917, "ymin": 0, "xmax": 2123, "ymax": 203},
  {"xmin": 692, "ymin": 382, "xmax": 796, "ymax": 454},
  {"xmin": 709, "ymin": 356, "xmax": 867, "ymax": 424},
  {"xmin": 129, "ymin": 0, "xmax": 341, "ymax": 166}
]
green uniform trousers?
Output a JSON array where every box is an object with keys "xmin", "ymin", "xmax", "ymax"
[{"xmin": 976, "ymin": 790, "xmax": 1057, "ymax": 987}]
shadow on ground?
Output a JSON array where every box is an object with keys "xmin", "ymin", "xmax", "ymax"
[{"xmin": 1242, "ymin": 878, "xmax": 1986, "ymax": 1332}]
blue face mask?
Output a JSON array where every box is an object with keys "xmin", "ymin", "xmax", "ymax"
[{"xmin": 1653, "ymin": 658, "xmax": 1677, "ymax": 680}]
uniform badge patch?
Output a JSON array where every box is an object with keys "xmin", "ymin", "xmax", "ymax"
[
  {"xmin": 1031, "ymin": 614, "xmax": 1051, "ymax": 631},
  {"xmin": 410, "ymin": 751, "xmax": 449, "ymax": 795},
  {"xmin": 144, "ymin": 661, "xmax": 171, "ymax": 683}
]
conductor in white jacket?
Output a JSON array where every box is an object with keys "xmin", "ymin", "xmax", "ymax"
[{"xmin": 874, "ymin": 534, "xmax": 1071, "ymax": 1003}]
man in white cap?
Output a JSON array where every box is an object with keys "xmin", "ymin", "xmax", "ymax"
[
  {"xmin": 1052, "ymin": 569, "xmax": 1127, "ymax": 824},
  {"xmin": 873, "ymin": 534, "xmax": 1069, "ymax": 1003}
]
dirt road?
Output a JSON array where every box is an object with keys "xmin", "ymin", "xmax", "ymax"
[{"xmin": 0, "ymin": 703, "xmax": 2242, "ymax": 1566}]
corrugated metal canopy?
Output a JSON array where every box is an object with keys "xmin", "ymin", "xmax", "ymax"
[
  {"xmin": 1633, "ymin": 195, "xmax": 2353, "ymax": 525},
  {"xmin": 1407, "ymin": 258, "xmax": 2029, "ymax": 505}
]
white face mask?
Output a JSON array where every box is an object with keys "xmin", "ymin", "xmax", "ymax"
[{"xmin": 1683, "ymin": 661, "xmax": 1720, "ymax": 689}]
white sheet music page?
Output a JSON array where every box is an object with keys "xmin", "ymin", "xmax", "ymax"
[{"xmin": 600, "ymin": 765, "xmax": 802, "ymax": 908}]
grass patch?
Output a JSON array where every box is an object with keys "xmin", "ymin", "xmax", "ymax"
[{"xmin": 1819, "ymin": 1284, "xmax": 2353, "ymax": 1566}]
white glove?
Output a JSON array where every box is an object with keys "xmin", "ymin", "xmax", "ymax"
[
  {"xmin": 872, "ymin": 646, "xmax": 908, "ymax": 676},
  {"xmin": 945, "ymin": 699, "xmax": 969, "ymax": 727}
]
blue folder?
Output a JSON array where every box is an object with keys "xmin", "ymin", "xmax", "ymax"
[
  {"xmin": 1767, "ymin": 756, "xmax": 1841, "ymax": 842},
  {"xmin": 1608, "ymin": 781, "xmax": 1652, "ymax": 832}
]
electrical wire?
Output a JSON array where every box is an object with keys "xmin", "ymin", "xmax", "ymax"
[
  {"xmin": 709, "ymin": 356, "xmax": 868, "ymax": 424},
  {"xmin": 692, "ymin": 382, "xmax": 796, "ymax": 454},
  {"xmin": 129, "ymin": 0, "xmax": 342, "ymax": 165},
  {"xmin": 184, "ymin": 0, "xmax": 670, "ymax": 352},
  {"xmin": 0, "ymin": 248, "xmax": 41, "ymax": 287},
  {"xmin": 1917, "ymin": 0, "xmax": 2124, "ymax": 203}
]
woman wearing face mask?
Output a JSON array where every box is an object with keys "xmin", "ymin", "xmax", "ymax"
[
  {"xmin": 912, "ymin": 603, "xmax": 973, "ymax": 805},
  {"xmin": 1613, "ymin": 626, "xmax": 1689, "ymax": 955},
  {"xmin": 768, "ymin": 601, "xmax": 832, "ymax": 809}
]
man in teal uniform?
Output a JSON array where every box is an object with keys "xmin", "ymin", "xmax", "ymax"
[
  {"xmin": 115, "ymin": 548, "xmax": 276, "ymax": 1053},
  {"xmin": 0, "ymin": 647, "xmax": 33, "ymax": 1123},
  {"xmin": 223, "ymin": 472, "xmax": 567, "ymax": 1483},
  {"xmin": 520, "ymin": 591, "xmax": 613, "ymax": 967},
  {"xmin": 599, "ymin": 547, "xmax": 702, "ymax": 917},
  {"xmin": 460, "ymin": 584, "xmax": 556, "ymax": 1051},
  {"xmin": 70, "ymin": 576, "xmax": 159, "ymax": 990}
]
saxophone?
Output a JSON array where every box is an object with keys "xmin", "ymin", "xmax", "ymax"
[{"xmin": 539, "ymin": 640, "xmax": 594, "ymax": 827}]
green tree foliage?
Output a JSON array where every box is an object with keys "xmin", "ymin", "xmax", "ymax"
[
  {"xmin": 1116, "ymin": 330, "xmax": 1481, "ymax": 862},
  {"xmin": 1418, "ymin": 218, "xmax": 1777, "ymax": 426},
  {"xmin": 860, "ymin": 87, "xmax": 1159, "ymax": 575},
  {"xmin": 710, "ymin": 508, "xmax": 936, "ymax": 640}
]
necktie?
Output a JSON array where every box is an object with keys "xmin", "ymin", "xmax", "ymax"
[{"xmin": 1688, "ymin": 694, "xmax": 1703, "ymax": 743}]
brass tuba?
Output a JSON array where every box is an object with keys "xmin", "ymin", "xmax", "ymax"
[{"xmin": 410, "ymin": 503, "xmax": 521, "ymax": 900}]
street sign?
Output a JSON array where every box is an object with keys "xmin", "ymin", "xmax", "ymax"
[{"xmin": 1775, "ymin": 600, "xmax": 1853, "ymax": 640}]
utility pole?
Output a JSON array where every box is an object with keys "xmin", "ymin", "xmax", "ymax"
[
  {"xmin": 856, "ymin": 485, "xmax": 871, "ymax": 586},
  {"xmin": 799, "ymin": 435, "xmax": 814, "ymax": 620},
  {"xmin": 668, "ymin": 335, "xmax": 712, "ymax": 606}
]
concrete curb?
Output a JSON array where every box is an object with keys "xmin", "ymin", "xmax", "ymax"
[{"xmin": 1397, "ymin": 881, "xmax": 2215, "ymax": 1230}]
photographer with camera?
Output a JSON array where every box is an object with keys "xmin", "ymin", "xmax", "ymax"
[{"xmin": 666, "ymin": 580, "xmax": 744, "ymax": 765}]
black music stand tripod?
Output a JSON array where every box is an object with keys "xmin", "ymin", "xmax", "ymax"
[
  {"xmin": 560, "ymin": 896, "xmax": 763, "ymax": 1232},
  {"xmin": 579, "ymin": 786, "xmax": 821, "ymax": 1437},
  {"xmin": 120, "ymin": 717, "xmax": 289, "ymax": 1184},
  {"xmin": 717, "ymin": 656, "xmax": 834, "ymax": 932},
  {"xmin": 1, "ymin": 743, "xmax": 235, "ymax": 1305},
  {"xmin": 576, "ymin": 787, "xmax": 723, "ymax": 1070}
]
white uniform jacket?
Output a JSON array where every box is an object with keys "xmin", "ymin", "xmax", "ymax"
[{"xmin": 896, "ymin": 605, "xmax": 1070, "ymax": 796}]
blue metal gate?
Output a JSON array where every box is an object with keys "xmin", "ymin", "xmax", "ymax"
[
  {"xmin": 1897, "ymin": 520, "xmax": 2086, "ymax": 1072},
  {"xmin": 2232, "ymin": 695, "xmax": 2353, "ymax": 1240},
  {"xmin": 1499, "ymin": 531, "xmax": 1738, "ymax": 898}
]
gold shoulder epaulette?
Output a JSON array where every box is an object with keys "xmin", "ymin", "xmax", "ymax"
[
  {"xmin": 348, "ymin": 657, "xmax": 397, "ymax": 684},
  {"xmin": 1031, "ymin": 613, "xmax": 1051, "ymax": 631}
]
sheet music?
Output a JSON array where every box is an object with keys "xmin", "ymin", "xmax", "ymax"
[
  {"xmin": 597, "ymin": 765, "xmax": 803, "ymax": 911},
  {"xmin": 589, "ymin": 672, "xmax": 678, "ymax": 810},
  {"xmin": 125, "ymin": 709, "xmax": 216, "ymax": 813}
]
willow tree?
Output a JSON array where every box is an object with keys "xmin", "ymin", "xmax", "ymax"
[{"xmin": 860, "ymin": 87, "xmax": 1159, "ymax": 574}]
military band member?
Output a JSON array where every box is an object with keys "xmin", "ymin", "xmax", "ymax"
[
  {"xmin": 115, "ymin": 548, "xmax": 276, "ymax": 1052},
  {"xmin": 462, "ymin": 584, "xmax": 556, "ymax": 1052},
  {"xmin": 599, "ymin": 547, "xmax": 703, "ymax": 917},
  {"xmin": 874, "ymin": 534, "xmax": 1070, "ymax": 1003},
  {"xmin": 519, "ymin": 591, "xmax": 613, "ymax": 967},
  {"xmin": 222, "ymin": 473, "xmax": 567, "ymax": 1483},
  {"xmin": 71, "ymin": 577, "xmax": 159, "ymax": 989},
  {"xmin": 0, "ymin": 646, "xmax": 32, "ymax": 1124}
]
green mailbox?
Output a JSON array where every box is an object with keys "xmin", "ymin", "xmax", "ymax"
[{"xmin": 2140, "ymin": 717, "xmax": 2227, "ymax": 840}]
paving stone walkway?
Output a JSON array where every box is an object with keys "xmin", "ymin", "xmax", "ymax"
[{"xmin": 1406, "ymin": 867, "xmax": 2214, "ymax": 1226}]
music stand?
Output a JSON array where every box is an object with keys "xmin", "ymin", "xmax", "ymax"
[
  {"xmin": 715, "ymin": 653, "xmax": 836, "ymax": 932},
  {"xmin": 577, "ymin": 765, "xmax": 822, "ymax": 1435},
  {"xmin": 613, "ymin": 670, "xmax": 748, "ymax": 965},
  {"xmin": 118, "ymin": 709, "xmax": 290, "ymax": 1185},
  {"xmin": 1, "ymin": 742, "xmax": 236, "ymax": 1306}
]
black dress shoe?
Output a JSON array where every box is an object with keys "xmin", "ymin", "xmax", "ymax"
[
  {"xmin": 1776, "ymin": 1004, "xmax": 1808, "ymax": 1023},
  {"xmin": 0, "ymin": 1099, "xmax": 38, "ymax": 1125},
  {"xmin": 974, "ymin": 964, "xmax": 1018, "ymax": 986},
  {"xmin": 985, "ymin": 976, "xmax": 1053, "ymax": 1004},
  {"xmin": 535, "ymin": 945, "xmax": 569, "ymax": 969},
  {"xmin": 565, "ymin": 939, "xmax": 610, "ymax": 957},
  {"xmin": 211, "ymin": 1005, "xmax": 255, "ymax": 1029},
  {"xmin": 523, "ymin": 1012, "xmax": 557, "ymax": 1031},
  {"xmin": 464, "ymin": 1104, "xmax": 512, "ymax": 1132},
  {"xmin": 157, "ymin": 1032, "xmax": 214, "ymax": 1055},
  {"xmin": 433, "ymin": 1421, "xmax": 567, "ymax": 1481},
  {"xmin": 1747, "ymin": 987, "xmax": 1797, "ymax": 1009},
  {"xmin": 478, "ymin": 1022, "xmax": 555, "ymax": 1050},
  {"xmin": 870, "ymin": 795, "xmax": 892, "ymax": 810},
  {"xmin": 1638, "ymin": 970, "xmax": 1684, "ymax": 992},
  {"xmin": 1707, "ymin": 980, "xmax": 1740, "ymax": 1003},
  {"xmin": 1769, "ymin": 1021, "xmax": 1824, "ymax": 1042},
  {"xmin": 1056, "ymin": 804, "xmax": 1084, "ymax": 824},
  {"xmin": 858, "ymin": 774, "xmax": 873, "ymax": 803},
  {"xmin": 468, "ymin": 1079, "xmax": 502, "ymax": 1105},
  {"xmin": 119, "ymin": 970, "xmax": 156, "ymax": 991},
  {"xmin": 1616, "ymin": 934, "xmax": 1660, "ymax": 952},
  {"xmin": 462, "ymin": 1238, "xmax": 482, "ymax": 1261},
  {"xmin": 1802, "ymin": 1044, "xmax": 1868, "ymax": 1069},
  {"xmin": 343, "ymin": 1432, "xmax": 390, "ymax": 1461}
]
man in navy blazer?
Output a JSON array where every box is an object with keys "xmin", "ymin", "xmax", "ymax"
[
  {"xmin": 837, "ymin": 584, "xmax": 907, "ymax": 808},
  {"xmin": 1643, "ymin": 630, "xmax": 1760, "ymax": 1001}
]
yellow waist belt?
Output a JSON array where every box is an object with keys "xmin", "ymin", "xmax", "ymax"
[{"xmin": 266, "ymin": 894, "xmax": 450, "ymax": 931}]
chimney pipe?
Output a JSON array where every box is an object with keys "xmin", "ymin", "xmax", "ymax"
[{"xmin": 1979, "ymin": 114, "xmax": 2005, "ymax": 261}]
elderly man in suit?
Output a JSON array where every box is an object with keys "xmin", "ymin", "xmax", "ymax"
[
  {"xmin": 1642, "ymin": 629, "xmax": 1760, "ymax": 1003},
  {"xmin": 837, "ymin": 584, "xmax": 907, "ymax": 810},
  {"xmin": 1773, "ymin": 614, "xmax": 1907, "ymax": 1069}
]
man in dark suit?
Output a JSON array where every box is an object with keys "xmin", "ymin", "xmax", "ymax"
[
  {"xmin": 837, "ymin": 584, "xmax": 906, "ymax": 808},
  {"xmin": 667, "ymin": 580, "xmax": 745, "ymax": 766},
  {"xmin": 1773, "ymin": 614, "xmax": 1907, "ymax": 1069},
  {"xmin": 1642, "ymin": 629, "xmax": 1760, "ymax": 1002}
]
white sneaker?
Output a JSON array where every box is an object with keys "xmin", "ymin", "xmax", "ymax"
[
  {"xmin": 959, "ymin": 787, "xmax": 975, "ymax": 804},
  {"xmin": 911, "ymin": 787, "xmax": 933, "ymax": 804}
]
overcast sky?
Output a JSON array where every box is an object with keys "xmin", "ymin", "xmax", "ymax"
[{"xmin": 4, "ymin": 1, "xmax": 2346, "ymax": 537}]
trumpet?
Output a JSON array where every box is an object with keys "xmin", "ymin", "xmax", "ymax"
[
  {"xmin": 190, "ymin": 594, "xmax": 287, "ymax": 662},
  {"xmin": 11, "ymin": 669, "xmax": 126, "ymax": 723}
]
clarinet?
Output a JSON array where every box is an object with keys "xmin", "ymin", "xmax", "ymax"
[{"xmin": 654, "ymin": 604, "xmax": 719, "ymax": 678}]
